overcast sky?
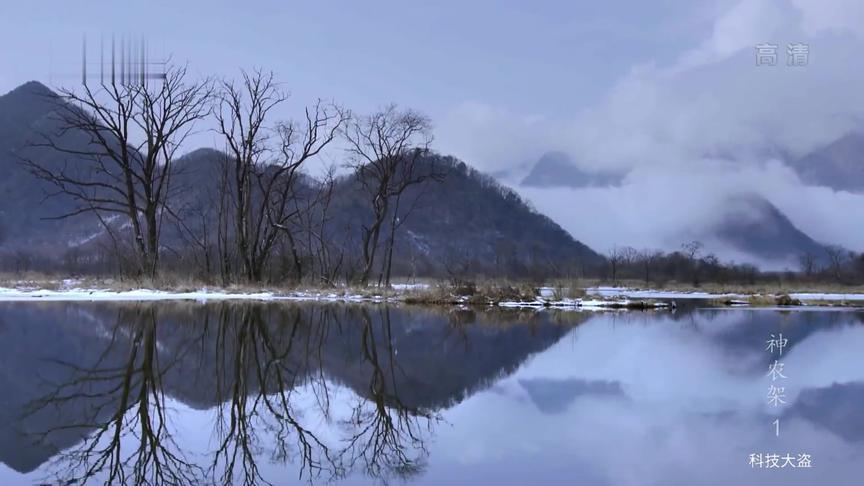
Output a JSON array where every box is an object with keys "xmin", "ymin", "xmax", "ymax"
[
  {"xmin": 0, "ymin": 0, "xmax": 715, "ymax": 157},
  {"xmin": 2, "ymin": 0, "xmax": 864, "ymax": 260}
]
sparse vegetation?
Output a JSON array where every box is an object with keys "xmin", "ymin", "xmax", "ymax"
[
  {"xmin": 549, "ymin": 278, "xmax": 587, "ymax": 300},
  {"xmin": 2, "ymin": 271, "xmax": 864, "ymax": 309},
  {"xmin": 4, "ymin": 77, "xmax": 864, "ymax": 297}
]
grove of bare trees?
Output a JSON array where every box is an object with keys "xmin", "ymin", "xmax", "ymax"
[
  {"xmin": 16, "ymin": 64, "xmax": 864, "ymax": 289},
  {"xmin": 22, "ymin": 66, "xmax": 450, "ymax": 287},
  {"xmin": 214, "ymin": 70, "xmax": 347, "ymax": 283},
  {"xmin": 599, "ymin": 241, "xmax": 864, "ymax": 288}
]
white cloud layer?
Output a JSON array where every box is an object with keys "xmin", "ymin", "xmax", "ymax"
[{"xmin": 436, "ymin": 0, "xmax": 864, "ymax": 260}]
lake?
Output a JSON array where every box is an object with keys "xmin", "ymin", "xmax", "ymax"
[{"xmin": 0, "ymin": 302, "xmax": 860, "ymax": 485}]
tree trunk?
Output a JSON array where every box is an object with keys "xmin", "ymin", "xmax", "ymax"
[
  {"xmin": 360, "ymin": 200, "xmax": 388, "ymax": 286},
  {"xmin": 383, "ymin": 194, "xmax": 402, "ymax": 287}
]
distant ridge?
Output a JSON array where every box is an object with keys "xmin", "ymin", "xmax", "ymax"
[
  {"xmin": 788, "ymin": 132, "xmax": 864, "ymax": 193},
  {"xmin": 711, "ymin": 193, "xmax": 827, "ymax": 265},
  {"xmin": 520, "ymin": 151, "xmax": 625, "ymax": 188}
]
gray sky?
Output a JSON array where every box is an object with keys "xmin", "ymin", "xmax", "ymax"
[
  {"xmin": 3, "ymin": 0, "xmax": 864, "ymax": 259},
  {"xmin": 0, "ymin": 0, "xmax": 710, "ymax": 154}
]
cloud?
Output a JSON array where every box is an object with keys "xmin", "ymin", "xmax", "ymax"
[
  {"xmin": 791, "ymin": 0, "xmax": 864, "ymax": 37},
  {"xmin": 436, "ymin": 0, "xmax": 864, "ymax": 260},
  {"xmin": 523, "ymin": 159, "xmax": 864, "ymax": 260},
  {"xmin": 566, "ymin": 4, "xmax": 864, "ymax": 169},
  {"xmin": 435, "ymin": 102, "xmax": 564, "ymax": 175}
]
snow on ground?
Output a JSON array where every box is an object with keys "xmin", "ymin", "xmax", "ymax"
[
  {"xmin": 787, "ymin": 292, "xmax": 864, "ymax": 301},
  {"xmin": 0, "ymin": 287, "xmax": 377, "ymax": 303},
  {"xmin": 3, "ymin": 281, "xmax": 861, "ymax": 306},
  {"xmin": 390, "ymin": 282, "xmax": 431, "ymax": 291},
  {"xmin": 497, "ymin": 298, "xmax": 670, "ymax": 311},
  {"xmin": 587, "ymin": 286, "xmax": 739, "ymax": 300},
  {"xmin": 0, "ymin": 284, "xmax": 662, "ymax": 310},
  {"xmin": 586, "ymin": 286, "xmax": 864, "ymax": 302}
]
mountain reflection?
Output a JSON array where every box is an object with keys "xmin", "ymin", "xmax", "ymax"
[
  {"xmin": 519, "ymin": 378, "xmax": 626, "ymax": 414},
  {"xmin": 788, "ymin": 382, "xmax": 864, "ymax": 443},
  {"xmin": 0, "ymin": 302, "xmax": 583, "ymax": 485}
]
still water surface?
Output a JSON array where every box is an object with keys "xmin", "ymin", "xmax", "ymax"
[{"xmin": 0, "ymin": 302, "xmax": 860, "ymax": 485}]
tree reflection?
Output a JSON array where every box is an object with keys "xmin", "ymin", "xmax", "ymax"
[
  {"xmin": 24, "ymin": 304, "xmax": 200, "ymax": 485},
  {"xmin": 209, "ymin": 304, "xmax": 439, "ymax": 484},
  {"xmin": 24, "ymin": 302, "xmax": 441, "ymax": 485},
  {"xmin": 209, "ymin": 304, "xmax": 335, "ymax": 485},
  {"xmin": 337, "ymin": 307, "xmax": 438, "ymax": 482}
]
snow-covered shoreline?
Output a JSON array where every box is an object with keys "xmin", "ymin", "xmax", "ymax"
[
  {"xmin": 586, "ymin": 286, "xmax": 864, "ymax": 302},
  {"xmin": 1, "ymin": 283, "xmax": 861, "ymax": 309},
  {"xmin": 497, "ymin": 298, "xmax": 670, "ymax": 311},
  {"xmin": 0, "ymin": 286, "xmax": 380, "ymax": 303},
  {"xmin": 0, "ymin": 285, "xmax": 669, "ymax": 310}
]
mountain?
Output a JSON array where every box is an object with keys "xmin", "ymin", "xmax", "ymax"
[
  {"xmin": 788, "ymin": 132, "xmax": 864, "ymax": 192},
  {"xmin": 0, "ymin": 81, "xmax": 58, "ymax": 147},
  {"xmin": 0, "ymin": 81, "xmax": 105, "ymax": 258},
  {"xmin": 0, "ymin": 81, "xmax": 603, "ymax": 277},
  {"xmin": 167, "ymin": 150, "xmax": 605, "ymax": 277},
  {"xmin": 520, "ymin": 151, "xmax": 625, "ymax": 188},
  {"xmin": 709, "ymin": 193, "xmax": 826, "ymax": 265},
  {"xmin": 516, "ymin": 149, "xmax": 830, "ymax": 265},
  {"xmin": 328, "ymin": 155, "xmax": 604, "ymax": 276}
]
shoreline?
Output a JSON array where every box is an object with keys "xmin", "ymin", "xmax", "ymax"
[
  {"xmin": 0, "ymin": 285, "xmax": 669, "ymax": 310},
  {"xmin": 0, "ymin": 281, "xmax": 862, "ymax": 310}
]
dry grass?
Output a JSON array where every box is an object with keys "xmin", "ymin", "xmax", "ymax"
[
  {"xmin": 547, "ymin": 278, "xmax": 587, "ymax": 300},
  {"xmin": 401, "ymin": 280, "xmax": 539, "ymax": 305},
  {"xmin": 4, "ymin": 271, "xmax": 864, "ymax": 297},
  {"xmin": 2, "ymin": 272, "xmax": 863, "ymax": 310}
]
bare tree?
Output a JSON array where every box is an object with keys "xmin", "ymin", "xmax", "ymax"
[
  {"xmin": 824, "ymin": 245, "xmax": 847, "ymax": 283},
  {"xmin": 681, "ymin": 240, "xmax": 703, "ymax": 261},
  {"xmin": 290, "ymin": 167, "xmax": 346, "ymax": 285},
  {"xmin": 343, "ymin": 105, "xmax": 443, "ymax": 286},
  {"xmin": 681, "ymin": 240, "xmax": 704, "ymax": 285},
  {"xmin": 215, "ymin": 70, "xmax": 283, "ymax": 282},
  {"xmin": 217, "ymin": 158, "xmax": 235, "ymax": 285},
  {"xmin": 607, "ymin": 247, "xmax": 625, "ymax": 285},
  {"xmin": 215, "ymin": 70, "xmax": 346, "ymax": 282},
  {"xmin": 639, "ymin": 249, "xmax": 663, "ymax": 284},
  {"xmin": 798, "ymin": 251, "xmax": 816, "ymax": 278},
  {"xmin": 378, "ymin": 178, "xmax": 438, "ymax": 287},
  {"xmin": 24, "ymin": 66, "xmax": 213, "ymax": 277},
  {"xmin": 443, "ymin": 248, "xmax": 474, "ymax": 288},
  {"xmin": 171, "ymin": 202, "xmax": 215, "ymax": 279},
  {"xmin": 619, "ymin": 246, "xmax": 638, "ymax": 267}
]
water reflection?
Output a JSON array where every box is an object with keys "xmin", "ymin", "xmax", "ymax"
[
  {"xmin": 519, "ymin": 378, "xmax": 627, "ymax": 414},
  {"xmin": 788, "ymin": 382, "xmax": 864, "ymax": 444},
  {"xmin": 0, "ymin": 302, "xmax": 580, "ymax": 485},
  {"xmin": 0, "ymin": 304, "xmax": 861, "ymax": 485},
  {"xmin": 24, "ymin": 305, "xmax": 199, "ymax": 484}
]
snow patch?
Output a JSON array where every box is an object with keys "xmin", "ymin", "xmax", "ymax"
[
  {"xmin": 0, "ymin": 287, "xmax": 379, "ymax": 303},
  {"xmin": 497, "ymin": 298, "xmax": 670, "ymax": 311},
  {"xmin": 587, "ymin": 286, "xmax": 864, "ymax": 302}
]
